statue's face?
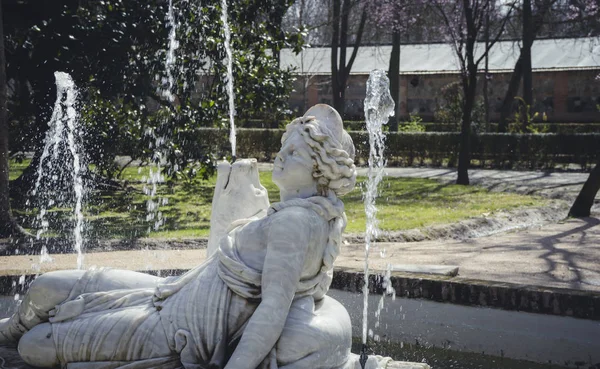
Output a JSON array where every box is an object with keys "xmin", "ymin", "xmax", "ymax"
[{"xmin": 272, "ymin": 130, "xmax": 316, "ymax": 193}]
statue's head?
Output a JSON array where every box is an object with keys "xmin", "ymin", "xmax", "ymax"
[{"xmin": 274, "ymin": 104, "xmax": 357, "ymax": 197}]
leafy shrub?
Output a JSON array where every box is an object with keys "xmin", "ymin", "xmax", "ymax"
[
  {"xmin": 508, "ymin": 97, "xmax": 549, "ymax": 134},
  {"xmin": 399, "ymin": 114, "xmax": 426, "ymax": 132},
  {"xmin": 434, "ymin": 82, "xmax": 485, "ymax": 132}
]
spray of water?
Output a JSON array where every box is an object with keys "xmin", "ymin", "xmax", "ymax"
[
  {"xmin": 144, "ymin": 0, "xmax": 180, "ymax": 232},
  {"xmin": 220, "ymin": 0, "xmax": 237, "ymax": 157},
  {"xmin": 361, "ymin": 69, "xmax": 395, "ymax": 345},
  {"xmin": 30, "ymin": 72, "xmax": 87, "ymax": 269},
  {"xmin": 162, "ymin": 0, "xmax": 178, "ymax": 103}
]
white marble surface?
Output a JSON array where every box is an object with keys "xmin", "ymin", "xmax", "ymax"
[
  {"xmin": 207, "ymin": 158, "xmax": 269, "ymax": 257},
  {"xmin": 0, "ymin": 105, "xmax": 416, "ymax": 369}
]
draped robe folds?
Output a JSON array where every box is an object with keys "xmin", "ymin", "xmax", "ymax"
[{"xmin": 46, "ymin": 196, "xmax": 345, "ymax": 369}]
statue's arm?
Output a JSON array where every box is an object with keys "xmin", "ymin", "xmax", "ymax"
[{"xmin": 224, "ymin": 208, "xmax": 311, "ymax": 369}]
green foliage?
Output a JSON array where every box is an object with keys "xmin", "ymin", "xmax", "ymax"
[
  {"xmin": 5, "ymin": 0, "xmax": 304, "ymax": 180},
  {"xmin": 508, "ymin": 97, "xmax": 549, "ymax": 133},
  {"xmin": 417, "ymin": 122, "xmax": 600, "ymax": 134},
  {"xmin": 80, "ymin": 88, "xmax": 146, "ymax": 179},
  {"xmin": 434, "ymin": 81, "xmax": 485, "ymax": 132},
  {"xmin": 399, "ymin": 114, "xmax": 426, "ymax": 132},
  {"xmin": 434, "ymin": 82, "xmax": 462, "ymax": 129}
]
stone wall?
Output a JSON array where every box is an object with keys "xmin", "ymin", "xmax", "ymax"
[{"xmin": 289, "ymin": 70, "xmax": 600, "ymax": 123}]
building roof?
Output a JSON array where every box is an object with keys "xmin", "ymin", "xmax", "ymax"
[{"xmin": 280, "ymin": 38, "xmax": 600, "ymax": 75}]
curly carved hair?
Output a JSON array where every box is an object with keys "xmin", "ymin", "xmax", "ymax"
[
  {"xmin": 282, "ymin": 114, "xmax": 357, "ymax": 197},
  {"xmin": 276, "ymin": 108, "xmax": 357, "ymax": 298}
]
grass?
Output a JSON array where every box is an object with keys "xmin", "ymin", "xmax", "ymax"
[
  {"xmin": 344, "ymin": 178, "xmax": 542, "ymax": 233},
  {"xmin": 8, "ymin": 160, "xmax": 546, "ymax": 240},
  {"xmin": 8, "ymin": 160, "xmax": 29, "ymax": 181}
]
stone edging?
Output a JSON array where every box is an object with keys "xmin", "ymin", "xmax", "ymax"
[
  {"xmin": 2, "ymin": 267, "xmax": 599, "ymax": 321},
  {"xmin": 332, "ymin": 267, "xmax": 600, "ymax": 321}
]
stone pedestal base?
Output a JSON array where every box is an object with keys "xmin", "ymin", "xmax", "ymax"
[{"xmin": 0, "ymin": 346, "xmax": 430, "ymax": 369}]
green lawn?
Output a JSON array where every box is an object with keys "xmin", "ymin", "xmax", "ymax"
[
  {"xmin": 8, "ymin": 160, "xmax": 29, "ymax": 181},
  {"xmin": 9, "ymin": 160, "xmax": 546, "ymax": 239}
]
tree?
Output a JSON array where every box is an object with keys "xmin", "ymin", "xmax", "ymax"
[
  {"xmin": 4, "ymin": 0, "xmax": 302, "ymax": 181},
  {"xmin": 2, "ymin": 0, "xmax": 303, "ymax": 234},
  {"xmin": 497, "ymin": 0, "xmax": 599, "ymax": 132},
  {"xmin": 283, "ymin": 0, "xmax": 334, "ymax": 46},
  {"xmin": 497, "ymin": 0, "xmax": 557, "ymax": 132},
  {"xmin": 433, "ymin": 0, "xmax": 515, "ymax": 185},
  {"xmin": 0, "ymin": 0, "xmax": 21, "ymax": 237},
  {"xmin": 331, "ymin": 0, "xmax": 366, "ymax": 116},
  {"xmin": 388, "ymin": 30, "xmax": 401, "ymax": 131},
  {"xmin": 570, "ymin": 100, "xmax": 600, "ymax": 217},
  {"xmin": 266, "ymin": 0, "xmax": 297, "ymax": 67},
  {"xmin": 521, "ymin": 0, "xmax": 533, "ymax": 130},
  {"xmin": 368, "ymin": 0, "xmax": 427, "ymax": 131},
  {"xmin": 569, "ymin": 159, "xmax": 600, "ymax": 217}
]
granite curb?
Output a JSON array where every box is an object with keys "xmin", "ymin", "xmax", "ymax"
[
  {"xmin": 332, "ymin": 268, "xmax": 600, "ymax": 321},
  {"xmin": 3, "ymin": 266, "xmax": 599, "ymax": 321}
]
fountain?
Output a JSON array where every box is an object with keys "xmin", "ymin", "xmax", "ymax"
[
  {"xmin": 0, "ymin": 5, "xmax": 429, "ymax": 369},
  {"xmin": 360, "ymin": 69, "xmax": 396, "ymax": 366},
  {"xmin": 0, "ymin": 103, "xmax": 426, "ymax": 369},
  {"xmin": 142, "ymin": 0, "xmax": 180, "ymax": 233},
  {"xmin": 28, "ymin": 72, "xmax": 88, "ymax": 270},
  {"xmin": 220, "ymin": 0, "xmax": 237, "ymax": 158}
]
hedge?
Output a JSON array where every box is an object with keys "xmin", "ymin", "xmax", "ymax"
[
  {"xmin": 376, "ymin": 132, "xmax": 600, "ymax": 169},
  {"xmin": 181, "ymin": 128, "xmax": 600, "ymax": 170},
  {"xmin": 344, "ymin": 121, "xmax": 600, "ymax": 134},
  {"xmin": 233, "ymin": 119, "xmax": 600, "ymax": 133}
]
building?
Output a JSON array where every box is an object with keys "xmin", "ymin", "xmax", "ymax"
[{"xmin": 281, "ymin": 38, "xmax": 600, "ymax": 123}]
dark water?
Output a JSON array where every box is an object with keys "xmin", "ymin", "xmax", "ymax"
[
  {"xmin": 0, "ymin": 296, "xmax": 589, "ymax": 369},
  {"xmin": 352, "ymin": 340, "xmax": 573, "ymax": 369}
]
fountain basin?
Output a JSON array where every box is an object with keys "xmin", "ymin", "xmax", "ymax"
[{"xmin": 1, "ymin": 253, "xmax": 598, "ymax": 368}]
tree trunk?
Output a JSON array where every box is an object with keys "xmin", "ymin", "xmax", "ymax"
[
  {"xmin": 483, "ymin": 10, "xmax": 490, "ymax": 132},
  {"xmin": 335, "ymin": 0, "xmax": 350, "ymax": 116},
  {"xmin": 331, "ymin": 0, "xmax": 342, "ymax": 114},
  {"xmin": 0, "ymin": 0, "xmax": 10, "ymax": 235},
  {"xmin": 330, "ymin": 0, "xmax": 366, "ymax": 117},
  {"xmin": 457, "ymin": 70, "xmax": 477, "ymax": 185},
  {"xmin": 457, "ymin": 0, "xmax": 477, "ymax": 186},
  {"xmin": 498, "ymin": 0, "xmax": 553, "ymax": 132},
  {"xmin": 569, "ymin": 160, "xmax": 600, "ymax": 217},
  {"xmin": 0, "ymin": 0, "xmax": 27, "ymax": 238},
  {"xmin": 388, "ymin": 31, "xmax": 401, "ymax": 132},
  {"xmin": 497, "ymin": 58, "xmax": 524, "ymax": 132},
  {"xmin": 522, "ymin": 0, "xmax": 533, "ymax": 131}
]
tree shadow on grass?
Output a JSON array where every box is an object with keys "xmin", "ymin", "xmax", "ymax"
[
  {"xmin": 86, "ymin": 181, "xmax": 216, "ymax": 241},
  {"xmin": 7, "ymin": 177, "xmax": 221, "ymax": 254},
  {"xmin": 346, "ymin": 178, "xmax": 456, "ymax": 204}
]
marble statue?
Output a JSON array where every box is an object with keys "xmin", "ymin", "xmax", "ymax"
[
  {"xmin": 207, "ymin": 158, "xmax": 270, "ymax": 257},
  {"xmin": 0, "ymin": 104, "xmax": 400, "ymax": 369}
]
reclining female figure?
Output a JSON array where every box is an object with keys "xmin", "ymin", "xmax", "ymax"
[{"xmin": 0, "ymin": 104, "xmax": 391, "ymax": 369}]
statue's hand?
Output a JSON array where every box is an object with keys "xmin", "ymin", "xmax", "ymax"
[{"xmin": 207, "ymin": 159, "xmax": 270, "ymax": 256}]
